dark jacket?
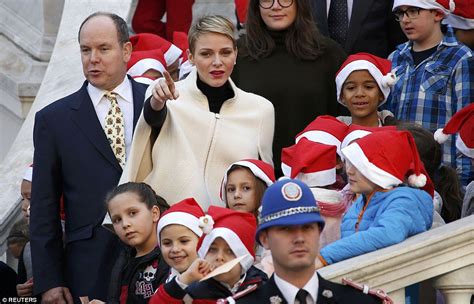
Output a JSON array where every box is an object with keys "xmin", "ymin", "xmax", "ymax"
[
  {"xmin": 108, "ymin": 245, "xmax": 170, "ymax": 304},
  {"xmin": 232, "ymin": 32, "xmax": 346, "ymax": 176},
  {"xmin": 237, "ymin": 273, "xmax": 382, "ymax": 304},
  {"xmin": 30, "ymin": 77, "xmax": 146, "ymax": 301}
]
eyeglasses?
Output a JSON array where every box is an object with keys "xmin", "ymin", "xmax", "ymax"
[
  {"xmin": 259, "ymin": 0, "xmax": 294, "ymax": 9},
  {"xmin": 394, "ymin": 7, "xmax": 422, "ymax": 21}
]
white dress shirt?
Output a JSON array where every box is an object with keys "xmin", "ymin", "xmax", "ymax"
[
  {"xmin": 326, "ymin": 0, "xmax": 353, "ymax": 22},
  {"xmin": 88, "ymin": 77, "xmax": 134, "ymax": 160},
  {"xmin": 274, "ymin": 271, "xmax": 319, "ymax": 304}
]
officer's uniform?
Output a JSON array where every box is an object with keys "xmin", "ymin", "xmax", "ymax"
[{"xmin": 231, "ymin": 179, "xmax": 385, "ymax": 304}]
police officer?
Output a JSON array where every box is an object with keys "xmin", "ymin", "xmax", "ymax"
[{"xmin": 236, "ymin": 178, "xmax": 383, "ymax": 304}]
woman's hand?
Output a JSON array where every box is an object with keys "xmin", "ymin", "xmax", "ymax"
[
  {"xmin": 151, "ymin": 71, "xmax": 179, "ymax": 111},
  {"xmin": 178, "ymin": 259, "xmax": 213, "ymax": 285}
]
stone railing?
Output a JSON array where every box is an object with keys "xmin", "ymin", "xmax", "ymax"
[{"xmin": 319, "ymin": 215, "xmax": 474, "ymax": 303}]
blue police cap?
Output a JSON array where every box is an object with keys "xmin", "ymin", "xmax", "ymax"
[{"xmin": 256, "ymin": 178, "xmax": 325, "ymax": 244}]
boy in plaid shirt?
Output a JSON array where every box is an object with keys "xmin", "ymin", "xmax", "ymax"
[{"xmin": 387, "ymin": 0, "xmax": 473, "ymax": 187}]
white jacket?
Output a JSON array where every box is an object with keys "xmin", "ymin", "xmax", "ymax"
[{"xmin": 120, "ymin": 69, "xmax": 275, "ymax": 210}]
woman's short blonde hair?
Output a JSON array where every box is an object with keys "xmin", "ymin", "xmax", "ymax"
[{"xmin": 188, "ymin": 15, "xmax": 236, "ymax": 53}]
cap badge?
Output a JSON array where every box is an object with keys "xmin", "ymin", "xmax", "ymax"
[
  {"xmin": 281, "ymin": 182, "xmax": 302, "ymax": 201},
  {"xmin": 269, "ymin": 295, "xmax": 282, "ymax": 303}
]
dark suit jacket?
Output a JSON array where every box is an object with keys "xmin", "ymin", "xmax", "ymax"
[
  {"xmin": 30, "ymin": 77, "xmax": 147, "ymax": 301},
  {"xmin": 236, "ymin": 273, "xmax": 381, "ymax": 303},
  {"xmin": 311, "ymin": 0, "xmax": 406, "ymax": 58}
]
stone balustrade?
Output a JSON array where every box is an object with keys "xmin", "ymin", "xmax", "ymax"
[{"xmin": 319, "ymin": 215, "xmax": 474, "ymax": 303}]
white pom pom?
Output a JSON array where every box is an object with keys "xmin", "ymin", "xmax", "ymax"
[
  {"xmin": 434, "ymin": 128, "xmax": 450, "ymax": 144},
  {"xmin": 198, "ymin": 215, "xmax": 214, "ymax": 234},
  {"xmin": 449, "ymin": 0, "xmax": 455, "ymax": 12},
  {"xmin": 408, "ymin": 174, "xmax": 427, "ymax": 187},
  {"xmin": 382, "ymin": 73, "xmax": 397, "ymax": 87}
]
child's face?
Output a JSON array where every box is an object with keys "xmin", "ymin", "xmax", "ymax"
[
  {"xmin": 20, "ymin": 180, "xmax": 31, "ymax": 221},
  {"xmin": 226, "ymin": 168, "xmax": 259, "ymax": 213},
  {"xmin": 204, "ymin": 237, "xmax": 242, "ymax": 287},
  {"xmin": 160, "ymin": 224, "xmax": 199, "ymax": 273},
  {"xmin": 396, "ymin": 6, "xmax": 444, "ymax": 45},
  {"xmin": 345, "ymin": 161, "xmax": 382, "ymax": 195},
  {"xmin": 108, "ymin": 192, "xmax": 160, "ymax": 256},
  {"xmin": 341, "ymin": 70, "xmax": 383, "ymax": 123}
]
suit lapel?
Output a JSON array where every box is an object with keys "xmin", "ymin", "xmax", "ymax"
[
  {"xmin": 70, "ymin": 82, "xmax": 122, "ymax": 172},
  {"xmin": 317, "ymin": 273, "xmax": 337, "ymax": 304},
  {"xmin": 130, "ymin": 76, "xmax": 146, "ymax": 130},
  {"xmin": 263, "ymin": 276, "xmax": 288, "ymax": 304},
  {"xmin": 344, "ymin": 0, "xmax": 374, "ymax": 52},
  {"xmin": 313, "ymin": 0, "xmax": 329, "ymax": 36}
]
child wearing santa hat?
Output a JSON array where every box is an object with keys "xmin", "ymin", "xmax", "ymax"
[
  {"xmin": 335, "ymin": 52, "xmax": 397, "ymax": 127},
  {"xmin": 221, "ymin": 159, "xmax": 275, "ymax": 218},
  {"xmin": 152, "ymin": 206, "xmax": 267, "ymax": 303},
  {"xmin": 443, "ymin": 0, "xmax": 474, "ymax": 49},
  {"xmin": 434, "ymin": 103, "xmax": 474, "ymax": 218},
  {"xmin": 316, "ymin": 130, "xmax": 434, "ymax": 268},
  {"xmin": 127, "ymin": 49, "xmax": 167, "ymax": 85}
]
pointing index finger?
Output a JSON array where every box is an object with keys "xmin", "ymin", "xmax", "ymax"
[{"xmin": 163, "ymin": 71, "xmax": 175, "ymax": 95}]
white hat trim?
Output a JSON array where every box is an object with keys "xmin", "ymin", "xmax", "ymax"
[
  {"xmin": 295, "ymin": 131, "xmax": 342, "ymax": 156},
  {"xmin": 342, "ymin": 143, "xmax": 403, "ymax": 189},
  {"xmin": 23, "ymin": 166, "xmax": 33, "ymax": 182},
  {"xmin": 133, "ymin": 76, "xmax": 154, "ymax": 85},
  {"xmin": 128, "ymin": 58, "xmax": 166, "ymax": 77},
  {"xmin": 392, "ymin": 0, "xmax": 452, "ymax": 14},
  {"xmin": 198, "ymin": 227, "xmax": 254, "ymax": 273},
  {"xmin": 281, "ymin": 163, "xmax": 335, "ymax": 187},
  {"xmin": 341, "ymin": 130, "xmax": 372, "ymax": 151},
  {"xmin": 157, "ymin": 212, "xmax": 203, "ymax": 238},
  {"xmin": 310, "ymin": 187, "xmax": 342, "ymax": 204},
  {"xmin": 444, "ymin": 14, "xmax": 474, "ymax": 30},
  {"xmin": 165, "ymin": 44, "xmax": 183, "ymax": 66},
  {"xmin": 456, "ymin": 135, "xmax": 474, "ymax": 158},
  {"xmin": 336, "ymin": 60, "xmax": 390, "ymax": 106}
]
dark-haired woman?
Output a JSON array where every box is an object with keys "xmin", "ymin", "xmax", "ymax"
[{"xmin": 232, "ymin": 0, "xmax": 347, "ymax": 175}]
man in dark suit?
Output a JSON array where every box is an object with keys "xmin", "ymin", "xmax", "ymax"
[
  {"xmin": 236, "ymin": 179, "xmax": 382, "ymax": 303},
  {"xmin": 311, "ymin": 0, "xmax": 406, "ymax": 58},
  {"xmin": 30, "ymin": 12, "xmax": 147, "ymax": 303}
]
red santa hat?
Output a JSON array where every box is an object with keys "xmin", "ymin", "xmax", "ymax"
[
  {"xmin": 295, "ymin": 115, "xmax": 348, "ymax": 156},
  {"xmin": 281, "ymin": 139, "xmax": 337, "ymax": 187},
  {"xmin": 172, "ymin": 31, "xmax": 195, "ymax": 80},
  {"xmin": 342, "ymin": 130, "xmax": 434, "ymax": 197},
  {"xmin": 444, "ymin": 0, "xmax": 474, "ymax": 29},
  {"xmin": 198, "ymin": 206, "xmax": 257, "ymax": 273},
  {"xmin": 335, "ymin": 53, "xmax": 396, "ymax": 106},
  {"xmin": 157, "ymin": 198, "xmax": 212, "ymax": 240},
  {"xmin": 220, "ymin": 159, "xmax": 275, "ymax": 203},
  {"xmin": 393, "ymin": 0, "xmax": 455, "ymax": 14},
  {"xmin": 130, "ymin": 33, "xmax": 182, "ymax": 66},
  {"xmin": 434, "ymin": 103, "xmax": 474, "ymax": 158},
  {"xmin": 23, "ymin": 164, "xmax": 33, "ymax": 182},
  {"xmin": 341, "ymin": 125, "xmax": 397, "ymax": 150},
  {"xmin": 127, "ymin": 49, "xmax": 167, "ymax": 78}
]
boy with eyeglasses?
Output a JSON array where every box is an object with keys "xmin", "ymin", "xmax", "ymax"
[{"xmin": 387, "ymin": 0, "xmax": 473, "ymax": 188}]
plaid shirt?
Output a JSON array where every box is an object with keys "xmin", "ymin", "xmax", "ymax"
[{"xmin": 387, "ymin": 26, "xmax": 473, "ymax": 187}]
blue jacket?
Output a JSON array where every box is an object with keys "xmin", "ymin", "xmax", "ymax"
[{"xmin": 320, "ymin": 186, "xmax": 433, "ymax": 264}]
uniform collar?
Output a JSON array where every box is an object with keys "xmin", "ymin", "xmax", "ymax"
[{"xmin": 274, "ymin": 271, "xmax": 318, "ymax": 303}]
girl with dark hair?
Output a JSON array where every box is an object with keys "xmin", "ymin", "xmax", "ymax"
[
  {"xmin": 106, "ymin": 182, "xmax": 170, "ymax": 304},
  {"xmin": 398, "ymin": 123, "xmax": 463, "ymax": 224},
  {"xmin": 231, "ymin": 0, "xmax": 347, "ymax": 174}
]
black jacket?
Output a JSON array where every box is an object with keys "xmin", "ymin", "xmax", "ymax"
[{"xmin": 237, "ymin": 273, "xmax": 382, "ymax": 304}]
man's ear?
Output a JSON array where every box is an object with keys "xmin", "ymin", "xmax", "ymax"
[
  {"xmin": 123, "ymin": 41, "xmax": 133, "ymax": 63},
  {"xmin": 259, "ymin": 230, "xmax": 270, "ymax": 250}
]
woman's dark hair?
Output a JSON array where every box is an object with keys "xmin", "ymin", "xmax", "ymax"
[
  {"xmin": 243, "ymin": 0, "xmax": 326, "ymax": 60},
  {"xmin": 106, "ymin": 182, "xmax": 169, "ymax": 214},
  {"xmin": 397, "ymin": 122, "xmax": 462, "ymax": 223},
  {"xmin": 225, "ymin": 165, "xmax": 268, "ymax": 217}
]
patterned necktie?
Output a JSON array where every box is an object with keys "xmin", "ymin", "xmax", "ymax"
[
  {"xmin": 327, "ymin": 0, "xmax": 348, "ymax": 45},
  {"xmin": 295, "ymin": 289, "xmax": 309, "ymax": 304},
  {"xmin": 103, "ymin": 91, "xmax": 126, "ymax": 168}
]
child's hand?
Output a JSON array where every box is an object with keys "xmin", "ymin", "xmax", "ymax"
[{"xmin": 178, "ymin": 259, "xmax": 213, "ymax": 285}]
